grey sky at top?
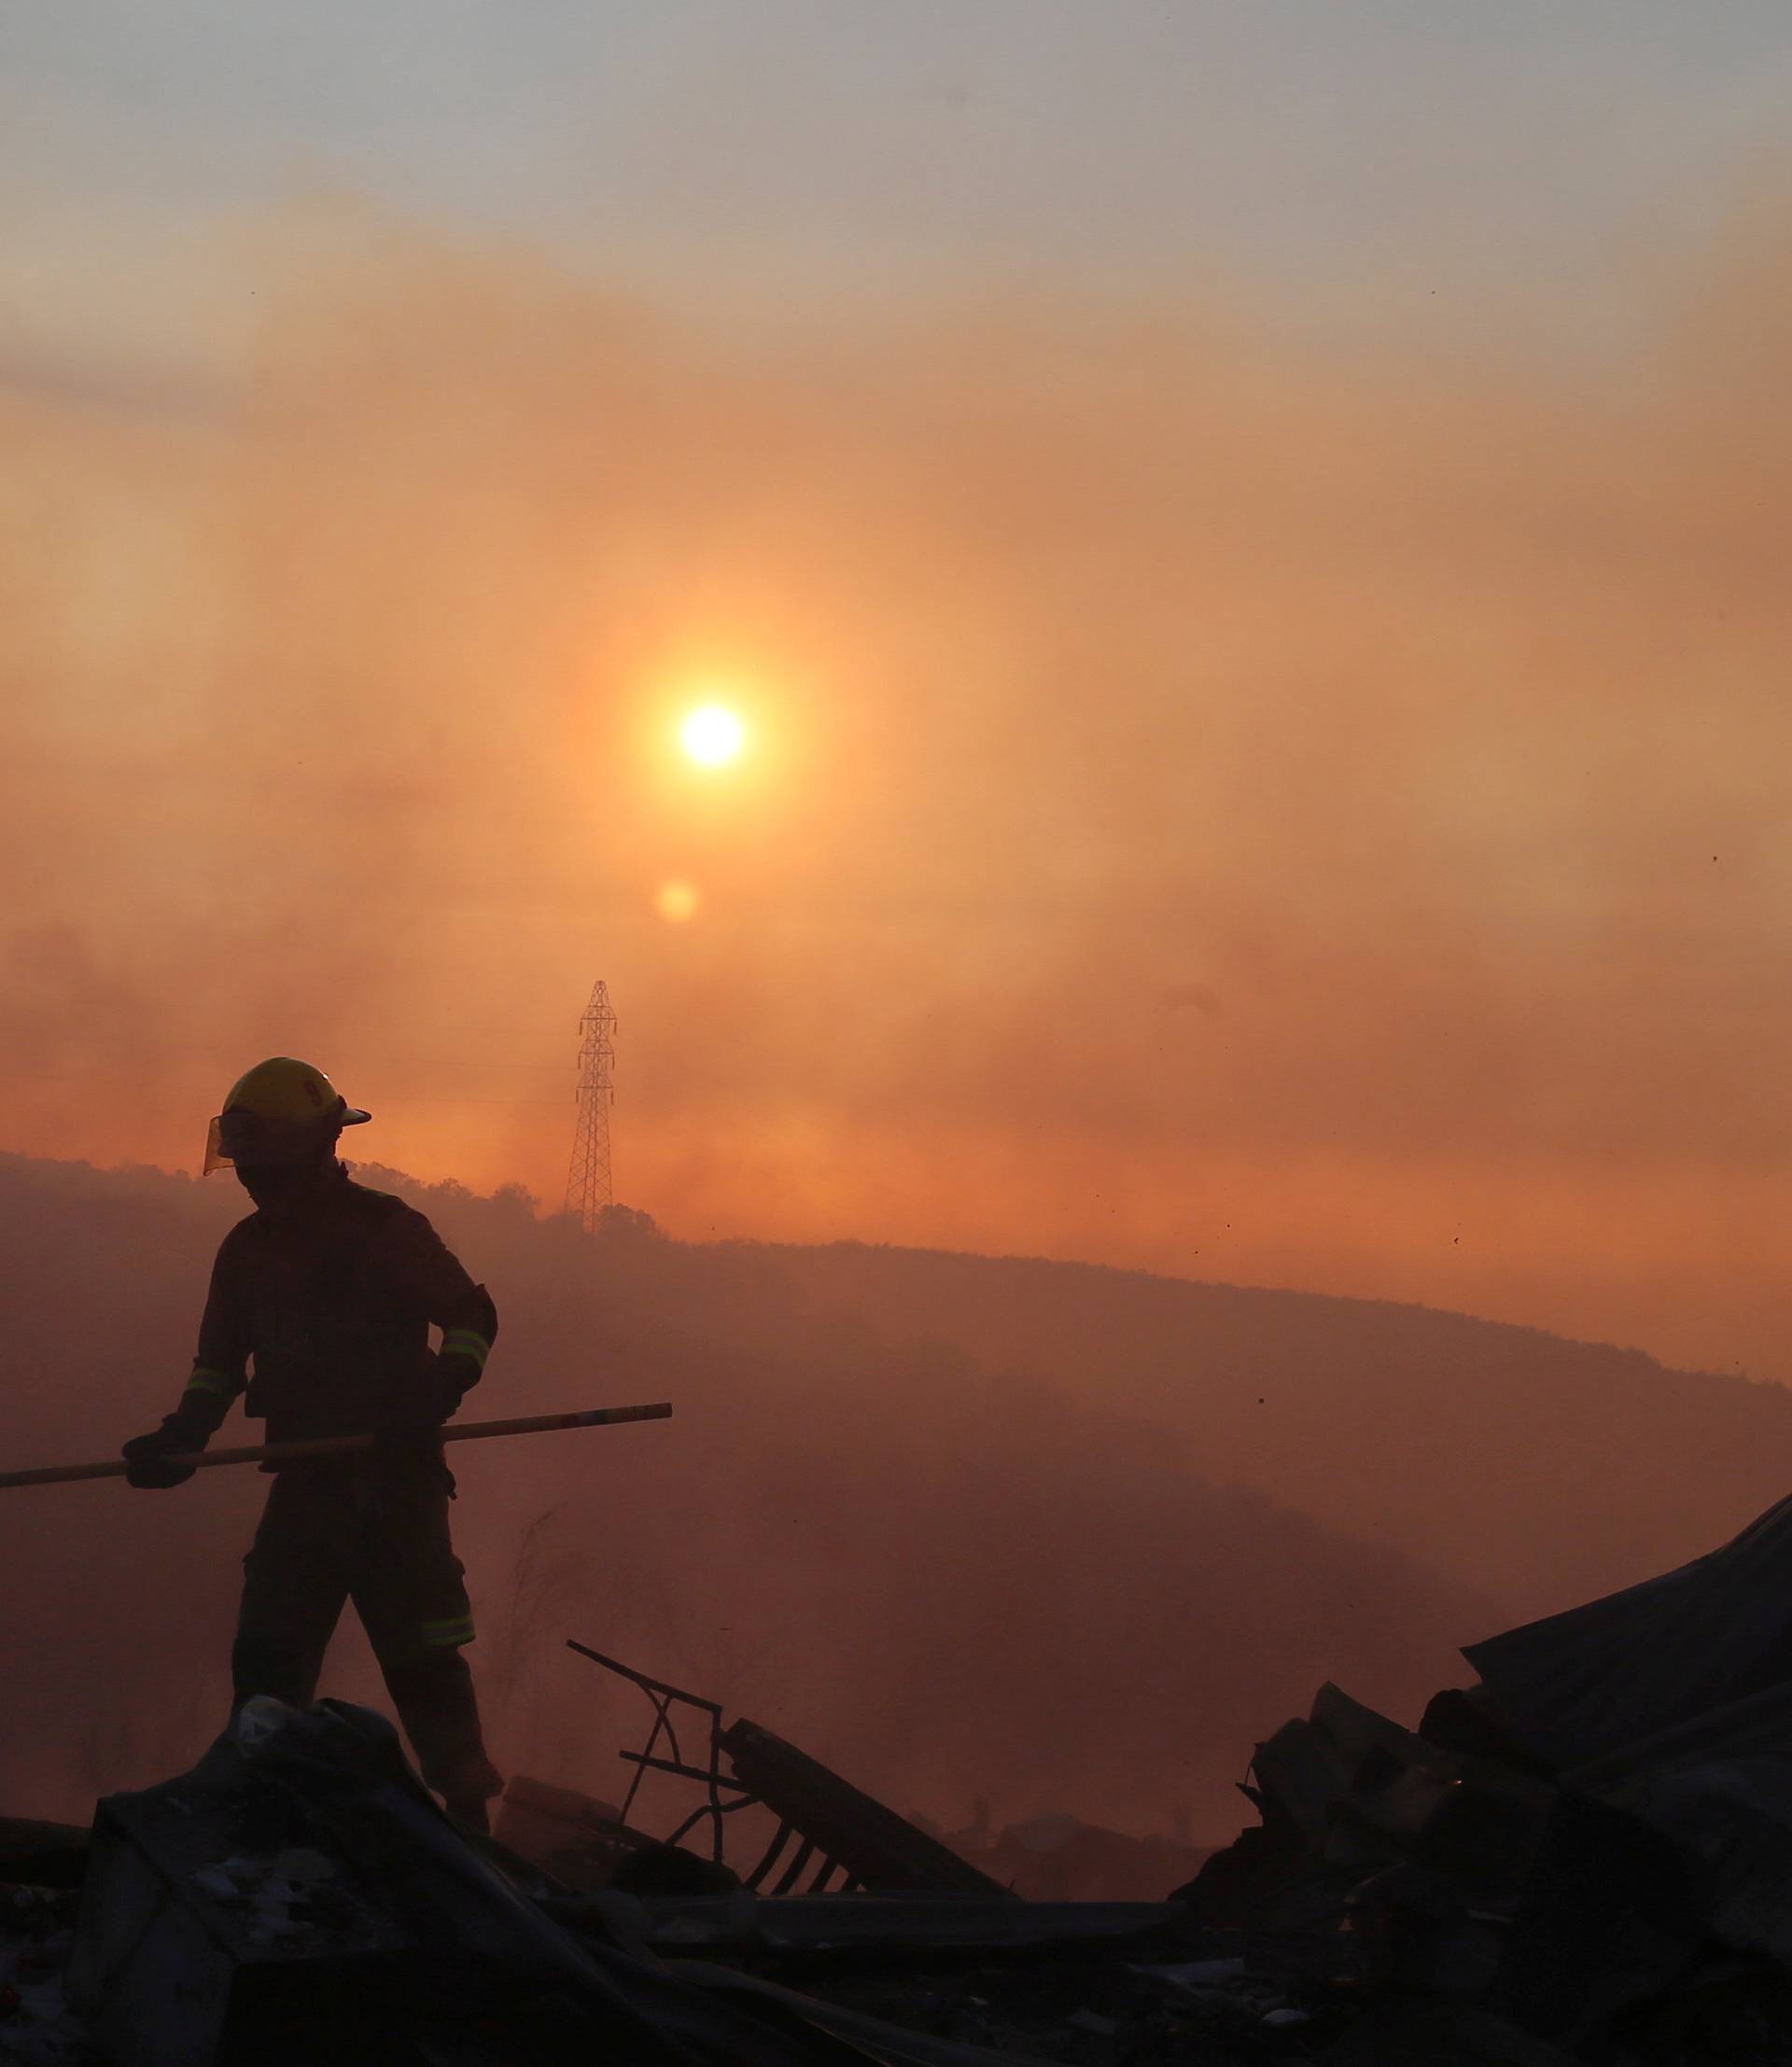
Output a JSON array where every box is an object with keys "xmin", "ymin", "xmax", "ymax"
[{"xmin": 5, "ymin": 1, "xmax": 1791, "ymax": 342}]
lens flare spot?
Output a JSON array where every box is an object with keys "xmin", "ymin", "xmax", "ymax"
[
  {"xmin": 656, "ymin": 880, "xmax": 700, "ymax": 923},
  {"xmin": 679, "ymin": 704, "xmax": 746, "ymax": 767}
]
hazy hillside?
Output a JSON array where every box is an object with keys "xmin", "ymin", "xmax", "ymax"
[
  {"xmin": 740, "ymin": 1240, "xmax": 1792, "ymax": 1618},
  {"xmin": 0, "ymin": 1152, "xmax": 1485, "ymax": 1851}
]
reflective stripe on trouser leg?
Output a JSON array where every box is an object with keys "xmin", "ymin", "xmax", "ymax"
[
  {"xmin": 346, "ymin": 1459, "xmax": 497, "ymax": 1800},
  {"xmin": 419, "ymin": 1613, "xmax": 477, "ymax": 1649}
]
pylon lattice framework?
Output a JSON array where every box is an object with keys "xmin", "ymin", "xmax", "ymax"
[{"xmin": 565, "ymin": 978, "xmax": 617, "ymax": 1233}]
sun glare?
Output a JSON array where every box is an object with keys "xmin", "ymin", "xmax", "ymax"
[
  {"xmin": 679, "ymin": 703, "xmax": 746, "ymax": 767},
  {"xmin": 656, "ymin": 880, "xmax": 700, "ymax": 923}
]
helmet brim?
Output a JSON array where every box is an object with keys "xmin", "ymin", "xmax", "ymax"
[{"xmin": 203, "ymin": 1098, "xmax": 371, "ymax": 1175}]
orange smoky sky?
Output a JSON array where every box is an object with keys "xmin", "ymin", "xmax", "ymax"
[{"xmin": 6, "ymin": 208, "xmax": 1792, "ymax": 1381}]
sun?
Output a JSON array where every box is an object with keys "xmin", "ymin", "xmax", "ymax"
[{"xmin": 679, "ymin": 703, "xmax": 746, "ymax": 767}]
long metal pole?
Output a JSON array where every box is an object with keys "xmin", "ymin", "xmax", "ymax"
[{"xmin": 0, "ymin": 1404, "xmax": 673, "ymax": 1492}]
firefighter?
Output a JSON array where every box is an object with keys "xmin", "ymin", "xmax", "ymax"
[{"xmin": 120, "ymin": 1057, "xmax": 504, "ymax": 1833}]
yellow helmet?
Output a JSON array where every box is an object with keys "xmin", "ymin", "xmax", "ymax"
[{"xmin": 203, "ymin": 1057, "xmax": 371, "ymax": 1174}]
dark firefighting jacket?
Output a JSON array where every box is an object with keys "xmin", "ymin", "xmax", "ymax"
[{"xmin": 173, "ymin": 1165, "xmax": 497, "ymax": 1450}]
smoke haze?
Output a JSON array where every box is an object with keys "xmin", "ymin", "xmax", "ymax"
[
  {"xmin": 8, "ymin": 1152, "xmax": 1790, "ymax": 1871},
  {"xmin": 0, "ymin": 1152, "xmax": 1491, "ymax": 1854},
  {"xmin": 6, "ymin": 211, "xmax": 1792, "ymax": 1363}
]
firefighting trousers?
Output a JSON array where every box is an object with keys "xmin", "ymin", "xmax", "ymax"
[{"xmin": 231, "ymin": 1458, "xmax": 503, "ymax": 1806}]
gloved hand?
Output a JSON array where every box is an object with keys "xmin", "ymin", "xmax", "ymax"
[{"xmin": 121, "ymin": 1415, "xmax": 207, "ymax": 1489}]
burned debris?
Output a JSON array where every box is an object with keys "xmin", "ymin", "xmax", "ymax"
[
  {"xmin": 565, "ymin": 1641, "xmax": 1014, "ymax": 1899},
  {"xmin": 27, "ymin": 1530, "xmax": 1792, "ymax": 2064},
  {"xmin": 1183, "ymin": 1504, "xmax": 1792, "ymax": 2063},
  {"xmin": 56, "ymin": 1696, "xmax": 1030, "ymax": 2067},
  {"xmin": 0, "ymin": 1654, "xmax": 1290, "ymax": 2064}
]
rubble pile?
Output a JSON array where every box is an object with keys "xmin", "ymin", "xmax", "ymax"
[
  {"xmin": 1177, "ymin": 1493, "xmax": 1792, "ymax": 2065},
  {"xmin": 24, "ymin": 1501, "xmax": 1792, "ymax": 2064},
  {"xmin": 0, "ymin": 1691, "xmax": 1384, "ymax": 2065}
]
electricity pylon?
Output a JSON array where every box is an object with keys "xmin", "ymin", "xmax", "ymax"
[{"xmin": 565, "ymin": 978, "xmax": 617, "ymax": 1232}]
